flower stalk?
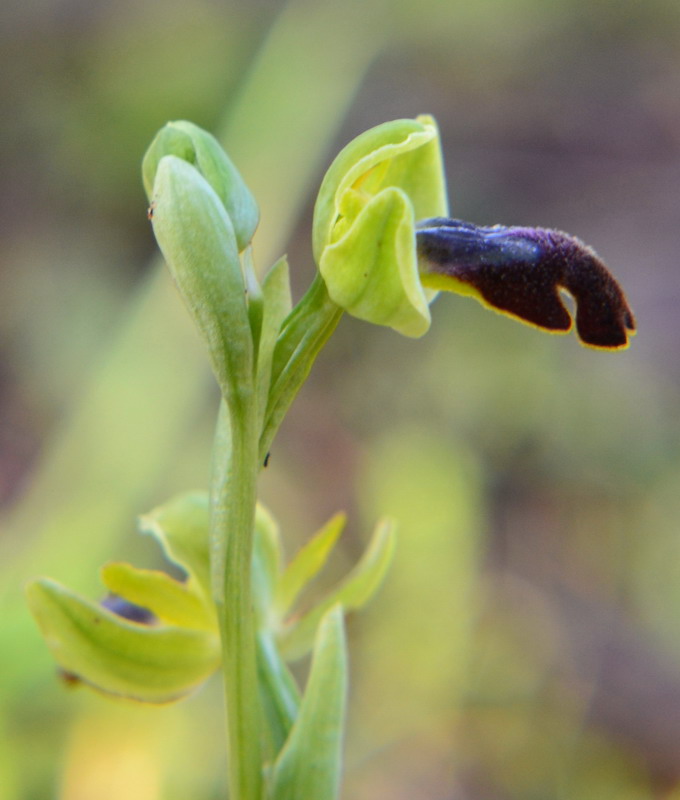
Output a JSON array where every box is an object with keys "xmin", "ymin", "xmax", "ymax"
[{"xmin": 212, "ymin": 398, "xmax": 263, "ymax": 800}]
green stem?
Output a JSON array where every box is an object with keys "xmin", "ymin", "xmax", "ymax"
[{"xmin": 212, "ymin": 397, "xmax": 262, "ymax": 800}]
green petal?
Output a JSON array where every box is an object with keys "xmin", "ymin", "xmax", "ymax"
[
  {"xmin": 100, "ymin": 563, "xmax": 216, "ymax": 631},
  {"xmin": 268, "ymin": 606, "xmax": 347, "ymax": 800},
  {"xmin": 275, "ymin": 512, "xmax": 346, "ymax": 618},
  {"xmin": 319, "ymin": 188, "xmax": 430, "ymax": 337},
  {"xmin": 27, "ymin": 578, "xmax": 220, "ymax": 703},
  {"xmin": 279, "ymin": 518, "xmax": 396, "ymax": 661}
]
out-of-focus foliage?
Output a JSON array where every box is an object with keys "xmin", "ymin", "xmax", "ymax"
[{"xmin": 2, "ymin": 0, "xmax": 680, "ymax": 798}]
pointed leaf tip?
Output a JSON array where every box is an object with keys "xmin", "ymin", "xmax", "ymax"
[
  {"xmin": 269, "ymin": 606, "xmax": 347, "ymax": 800},
  {"xmin": 279, "ymin": 518, "xmax": 396, "ymax": 661},
  {"xmin": 276, "ymin": 512, "xmax": 347, "ymax": 617}
]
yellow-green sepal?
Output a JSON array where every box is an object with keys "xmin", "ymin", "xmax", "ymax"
[
  {"xmin": 26, "ymin": 578, "xmax": 220, "ymax": 703},
  {"xmin": 140, "ymin": 491, "xmax": 283, "ymax": 630},
  {"xmin": 252, "ymin": 504, "xmax": 284, "ymax": 629},
  {"xmin": 311, "ymin": 115, "xmax": 447, "ymax": 337}
]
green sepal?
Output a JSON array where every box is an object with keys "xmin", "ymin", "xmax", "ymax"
[
  {"xmin": 278, "ymin": 518, "xmax": 396, "ymax": 661},
  {"xmin": 319, "ymin": 187, "xmax": 430, "ymax": 337},
  {"xmin": 26, "ymin": 578, "xmax": 220, "ymax": 703},
  {"xmin": 143, "ymin": 120, "xmax": 259, "ymax": 251},
  {"xmin": 149, "ymin": 155, "xmax": 253, "ymax": 401},
  {"xmin": 100, "ymin": 563, "xmax": 216, "ymax": 632},
  {"xmin": 267, "ymin": 606, "xmax": 347, "ymax": 800},
  {"xmin": 275, "ymin": 512, "xmax": 346, "ymax": 617},
  {"xmin": 138, "ymin": 492, "xmax": 211, "ymax": 602},
  {"xmin": 311, "ymin": 115, "xmax": 447, "ymax": 337}
]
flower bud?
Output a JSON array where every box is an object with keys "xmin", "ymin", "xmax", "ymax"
[
  {"xmin": 149, "ymin": 155, "xmax": 253, "ymax": 397},
  {"xmin": 143, "ymin": 121, "xmax": 259, "ymax": 252}
]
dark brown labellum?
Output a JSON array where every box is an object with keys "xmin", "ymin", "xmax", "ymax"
[{"xmin": 416, "ymin": 218, "xmax": 636, "ymax": 349}]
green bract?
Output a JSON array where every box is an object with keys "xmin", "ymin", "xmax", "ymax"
[
  {"xmin": 313, "ymin": 115, "xmax": 448, "ymax": 337},
  {"xmin": 267, "ymin": 606, "xmax": 347, "ymax": 800}
]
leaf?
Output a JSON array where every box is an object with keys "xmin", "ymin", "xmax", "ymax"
[
  {"xmin": 257, "ymin": 256, "xmax": 293, "ymax": 433},
  {"xmin": 257, "ymin": 630, "xmax": 301, "ymax": 758},
  {"xmin": 27, "ymin": 578, "xmax": 220, "ymax": 703},
  {"xmin": 275, "ymin": 512, "xmax": 346, "ymax": 617},
  {"xmin": 259, "ymin": 275, "xmax": 342, "ymax": 461},
  {"xmin": 100, "ymin": 562, "xmax": 216, "ymax": 631},
  {"xmin": 279, "ymin": 518, "xmax": 396, "ymax": 661},
  {"xmin": 252, "ymin": 504, "xmax": 283, "ymax": 627},
  {"xmin": 267, "ymin": 606, "xmax": 347, "ymax": 800},
  {"xmin": 138, "ymin": 491, "xmax": 211, "ymax": 601}
]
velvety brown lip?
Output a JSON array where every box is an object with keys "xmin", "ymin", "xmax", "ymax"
[{"xmin": 416, "ymin": 217, "xmax": 636, "ymax": 349}]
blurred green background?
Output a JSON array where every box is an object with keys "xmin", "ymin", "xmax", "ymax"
[{"xmin": 2, "ymin": 0, "xmax": 680, "ymax": 797}]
